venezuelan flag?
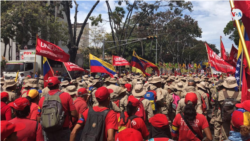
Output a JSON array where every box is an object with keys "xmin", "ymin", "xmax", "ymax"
[
  {"xmin": 139, "ymin": 57, "xmax": 159, "ymax": 76},
  {"xmin": 89, "ymin": 54, "xmax": 116, "ymax": 77},
  {"xmin": 131, "ymin": 51, "xmax": 146, "ymax": 74},
  {"xmin": 43, "ymin": 57, "xmax": 54, "ymax": 87}
]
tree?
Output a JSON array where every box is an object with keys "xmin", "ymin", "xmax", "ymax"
[
  {"xmin": 223, "ymin": 21, "xmax": 240, "ymax": 46},
  {"xmin": 61, "ymin": 0, "xmax": 100, "ymax": 63},
  {"xmin": 1, "ymin": 1, "xmax": 69, "ymax": 52}
]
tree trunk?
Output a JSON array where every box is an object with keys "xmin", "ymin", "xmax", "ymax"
[
  {"xmin": 9, "ymin": 44, "xmax": 11, "ymax": 60},
  {"xmin": 106, "ymin": 1, "xmax": 116, "ymax": 47},
  {"xmin": 3, "ymin": 43, "xmax": 7, "ymax": 57}
]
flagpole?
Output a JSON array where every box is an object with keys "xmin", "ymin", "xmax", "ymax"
[
  {"xmin": 34, "ymin": 34, "xmax": 38, "ymax": 75},
  {"xmin": 229, "ymin": 0, "xmax": 250, "ymax": 71},
  {"xmin": 205, "ymin": 43, "xmax": 215, "ymax": 84},
  {"xmin": 63, "ymin": 62, "xmax": 72, "ymax": 80},
  {"xmin": 46, "ymin": 58, "xmax": 54, "ymax": 76},
  {"xmin": 239, "ymin": 50, "xmax": 244, "ymax": 91}
]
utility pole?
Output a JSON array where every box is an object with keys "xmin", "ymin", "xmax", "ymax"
[
  {"xmin": 102, "ymin": 39, "xmax": 105, "ymax": 60},
  {"xmin": 155, "ymin": 31, "xmax": 158, "ymax": 65}
]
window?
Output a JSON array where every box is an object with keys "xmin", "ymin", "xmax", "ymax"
[{"xmin": 24, "ymin": 63, "xmax": 33, "ymax": 71}]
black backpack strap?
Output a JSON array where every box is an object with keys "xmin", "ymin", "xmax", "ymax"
[
  {"xmin": 232, "ymin": 92, "xmax": 239, "ymax": 99},
  {"xmin": 35, "ymin": 121, "xmax": 38, "ymax": 133},
  {"xmin": 223, "ymin": 90, "xmax": 229, "ymax": 99},
  {"xmin": 129, "ymin": 115, "xmax": 138, "ymax": 121},
  {"xmin": 180, "ymin": 113, "xmax": 203, "ymax": 141}
]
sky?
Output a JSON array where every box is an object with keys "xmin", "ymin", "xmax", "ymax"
[{"xmin": 70, "ymin": 0, "xmax": 235, "ymax": 54}]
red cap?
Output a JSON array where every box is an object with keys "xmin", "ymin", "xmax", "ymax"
[
  {"xmin": 185, "ymin": 92, "xmax": 198, "ymax": 106},
  {"xmin": 1, "ymin": 121, "xmax": 25, "ymax": 140},
  {"xmin": 1, "ymin": 92, "xmax": 9, "ymax": 100},
  {"xmin": 27, "ymin": 75, "xmax": 31, "ymax": 78},
  {"xmin": 236, "ymin": 100, "xmax": 250, "ymax": 112},
  {"xmin": 9, "ymin": 97, "xmax": 30, "ymax": 111},
  {"xmin": 231, "ymin": 109, "xmax": 250, "ymax": 129},
  {"xmin": 124, "ymin": 83, "xmax": 132, "ymax": 92},
  {"xmin": 47, "ymin": 77, "xmax": 61, "ymax": 87},
  {"xmin": 115, "ymin": 128, "xmax": 143, "ymax": 141},
  {"xmin": 77, "ymin": 88, "xmax": 88, "ymax": 96},
  {"xmin": 56, "ymin": 71, "xmax": 59, "ymax": 73},
  {"xmin": 127, "ymin": 95, "xmax": 140, "ymax": 107},
  {"xmin": 149, "ymin": 114, "xmax": 169, "ymax": 128},
  {"xmin": 95, "ymin": 87, "xmax": 113, "ymax": 102}
]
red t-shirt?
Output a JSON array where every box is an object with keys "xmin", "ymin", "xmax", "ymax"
[
  {"xmin": 9, "ymin": 118, "xmax": 44, "ymax": 141},
  {"xmin": 172, "ymin": 113, "xmax": 209, "ymax": 141},
  {"xmin": 1, "ymin": 101, "xmax": 12, "ymax": 120},
  {"xmin": 38, "ymin": 89, "xmax": 76, "ymax": 127},
  {"xmin": 74, "ymin": 97, "xmax": 88, "ymax": 114},
  {"xmin": 77, "ymin": 106, "xmax": 118, "ymax": 141},
  {"xmin": 147, "ymin": 138, "xmax": 173, "ymax": 141},
  {"xmin": 116, "ymin": 112, "xmax": 149, "ymax": 138},
  {"xmin": 27, "ymin": 103, "xmax": 39, "ymax": 120}
]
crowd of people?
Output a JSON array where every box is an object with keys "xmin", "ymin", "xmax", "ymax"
[{"xmin": 1, "ymin": 72, "xmax": 250, "ymax": 141}]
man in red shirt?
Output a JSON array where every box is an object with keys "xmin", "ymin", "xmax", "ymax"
[
  {"xmin": 70, "ymin": 87, "xmax": 118, "ymax": 141},
  {"xmin": 1, "ymin": 92, "xmax": 12, "ymax": 120},
  {"xmin": 74, "ymin": 88, "xmax": 89, "ymax": 114},
  {"xmin": 147, "ymin": 114, "xmax": 172, "ymax": 141},
  {"xmin": 1, "ymin": 121, "xmax": 25, "ymax": 141},
  {"xmin": 37, "ymin": 77, "xmax": 77, "ymax": 141},
  {"xmin": 116, "ymin": 95, "xmax": 149, "ymax": 139},
  {"xmin": 9, "ymin": 97, "xmax": 44, "ymax": 141},
  {"xmin": 26, "ymin": 89, "xmax": 39, "ymax": 120}
]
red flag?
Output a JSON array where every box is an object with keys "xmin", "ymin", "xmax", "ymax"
[
  {"xmin": 227, "ymin": 44, "xmax": 238, "ymax": 67},
  {"xmin": 112, "ymin": 55, "xmax": 130, "ymax": 66},
  {"xmin": 220, "ymin": 38, "xmax": 228, "ymax": 61},
  {"xmin": 64, "ymin": 62, "xmax": 87, "ymax": 72},
  {"xmin": 36, "ymin": 37, "xmax": 70, "ymax": 62},
  {"xmin": 234, "ymin": 1, "xmax": 250, "ymax": 39},
  {"xmin": 205, "ymin": 43, "xmax": 236, "ymax": 74}
]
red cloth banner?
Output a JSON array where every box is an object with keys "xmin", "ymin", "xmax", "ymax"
[
  {"xmin": 220, "ymin": 39, "xmax": 228, "ymax": 61},
  {"xmin": 227, "ymin": 44, "xmax": 238, "ymax": 67},
  {"xmin": 36, "ymin": 37, "xmax": 70, "ymax": 62},
  {"xmin": 205, "ymin": 43, "xmax": 236, "ymax": 74},
  {"xmin": 112, "ymin": 55, "xmax": 130, "ymax": 66},
  {"xmin": 64, "ymin": 62, "xmax": 87, "ymax": 72}
]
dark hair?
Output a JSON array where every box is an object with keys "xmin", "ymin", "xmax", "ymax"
[
  {"xmin": 48, "ymin": 84, "xmax": 59, "ymax": 90},
  {"xmin": 183, "ymin": 103, "xmax": 197, "ymax": 121},
  {"xmin": 26, "ymin": 96, "xmax": 38, "ymax": 103},
  {"xmin": 15, "ymin": 106, "xmax": 30, "ymax": 118},
  {"xmin": 1, "ymin": 97, "xmax": 8, "ymax": 103},
  {"xmin": 126, "ymin": 102, "xmax": 137, "ymax": 116}
]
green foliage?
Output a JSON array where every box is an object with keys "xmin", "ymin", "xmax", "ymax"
[
  {"xmin": 1, "ymin": 1, "xmax": 68, "ymax": 47},
  {"xmin": 223, "ymin": 21, "xmax": 240, "ymax": 46}
]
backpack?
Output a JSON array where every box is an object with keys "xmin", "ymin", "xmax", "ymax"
[
  {"xmin": 172, "ymin": 93, "xmax": 180, "ymax": 110},
  {"xmin": 201, "ymin": 96, "xmax": 207, "ymax": 112},
  {"xmin": 144, "ymin": 90, "xmax": 156, "ymax": 111},
  {"xmin": 41, "ymin": 92, "xmax": 65, "ymax": 132},
  {"xmin": 135, "ymin": 98, "xmax": 146, "ymax": 121},
  {"xmin": 117, "ymin": 112, "xmax": 137, "ymax": 132},
  {"xmin": 80, "ymin": 108, "xmax": 109, "ymax": 141},
  {"xmin": 222, "ymin": 91, "xmax": 239, "ymax": 122}
]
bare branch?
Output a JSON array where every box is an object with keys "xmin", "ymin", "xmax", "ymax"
[{"xmin": 73, "ymin": 0, "xmax": 78, "ymax": 44}]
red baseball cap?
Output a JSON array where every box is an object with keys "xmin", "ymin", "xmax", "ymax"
[
  {"xmin": 124, "ymin": 83, "xmax": 132, "ymax": 92},
  {"xmin": 185, "ymin": 92, "xmax": 198, "ymax": 106},
  {"xmin": 1, "ymin": 92, "xmax": 9, "ymax": 100},
  {"xmin": 77, "ymin": 88, "xmax": 88, "ymax": 96},
  {"xmin": 95, "ymin": 87, "xmax": 113, "ymax": 102},
  {"xmin": 9, "ymin": 97, "xmax": 30, "ymax": 111},
  {"xmin": 115, "ymin": 128, "xmax": 143, "ymax": 141},
  {"xmin": 236, "ymin": 100, "xmax": 250, "ymax": 112},
  {"xmin": 127, "ymin": 95, "xmax": 140, "ymax": 107},
  {"xmin": 1, "ymin": 121, "xmax": 25, "ymax": 140},
  {"xmin": 47, "ymin": 77, "xmax": 61, "ymax": 87},
  {"xmin": 231, "ymin": 109, "xmax": 250, "ymax": 129},
  {"xmin": 149, "ymin": 113, "xmax": 169, "ymax": 128}
]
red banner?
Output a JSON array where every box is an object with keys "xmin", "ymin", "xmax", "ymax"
[
  {"xmin": 227, "ymin": 44, "xmax": 238, "ymax": 67},
  {"xmin": 64, "ymin": 62, "xmax": 87, "ymax": 72},
  {"xmin": 36, "ymin": 37, "xmax": 70, "ymax": 62},
  {"xmin": 220, "ymin": 39, "xmax": 228, "ymax": 61},
  {"xmin": 206, "ymin": 43, "xmax": 236, "ymax": 74},
  {"xmin": 112, "ymin": 55, "xmax": 130, "ymax": 66}
]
